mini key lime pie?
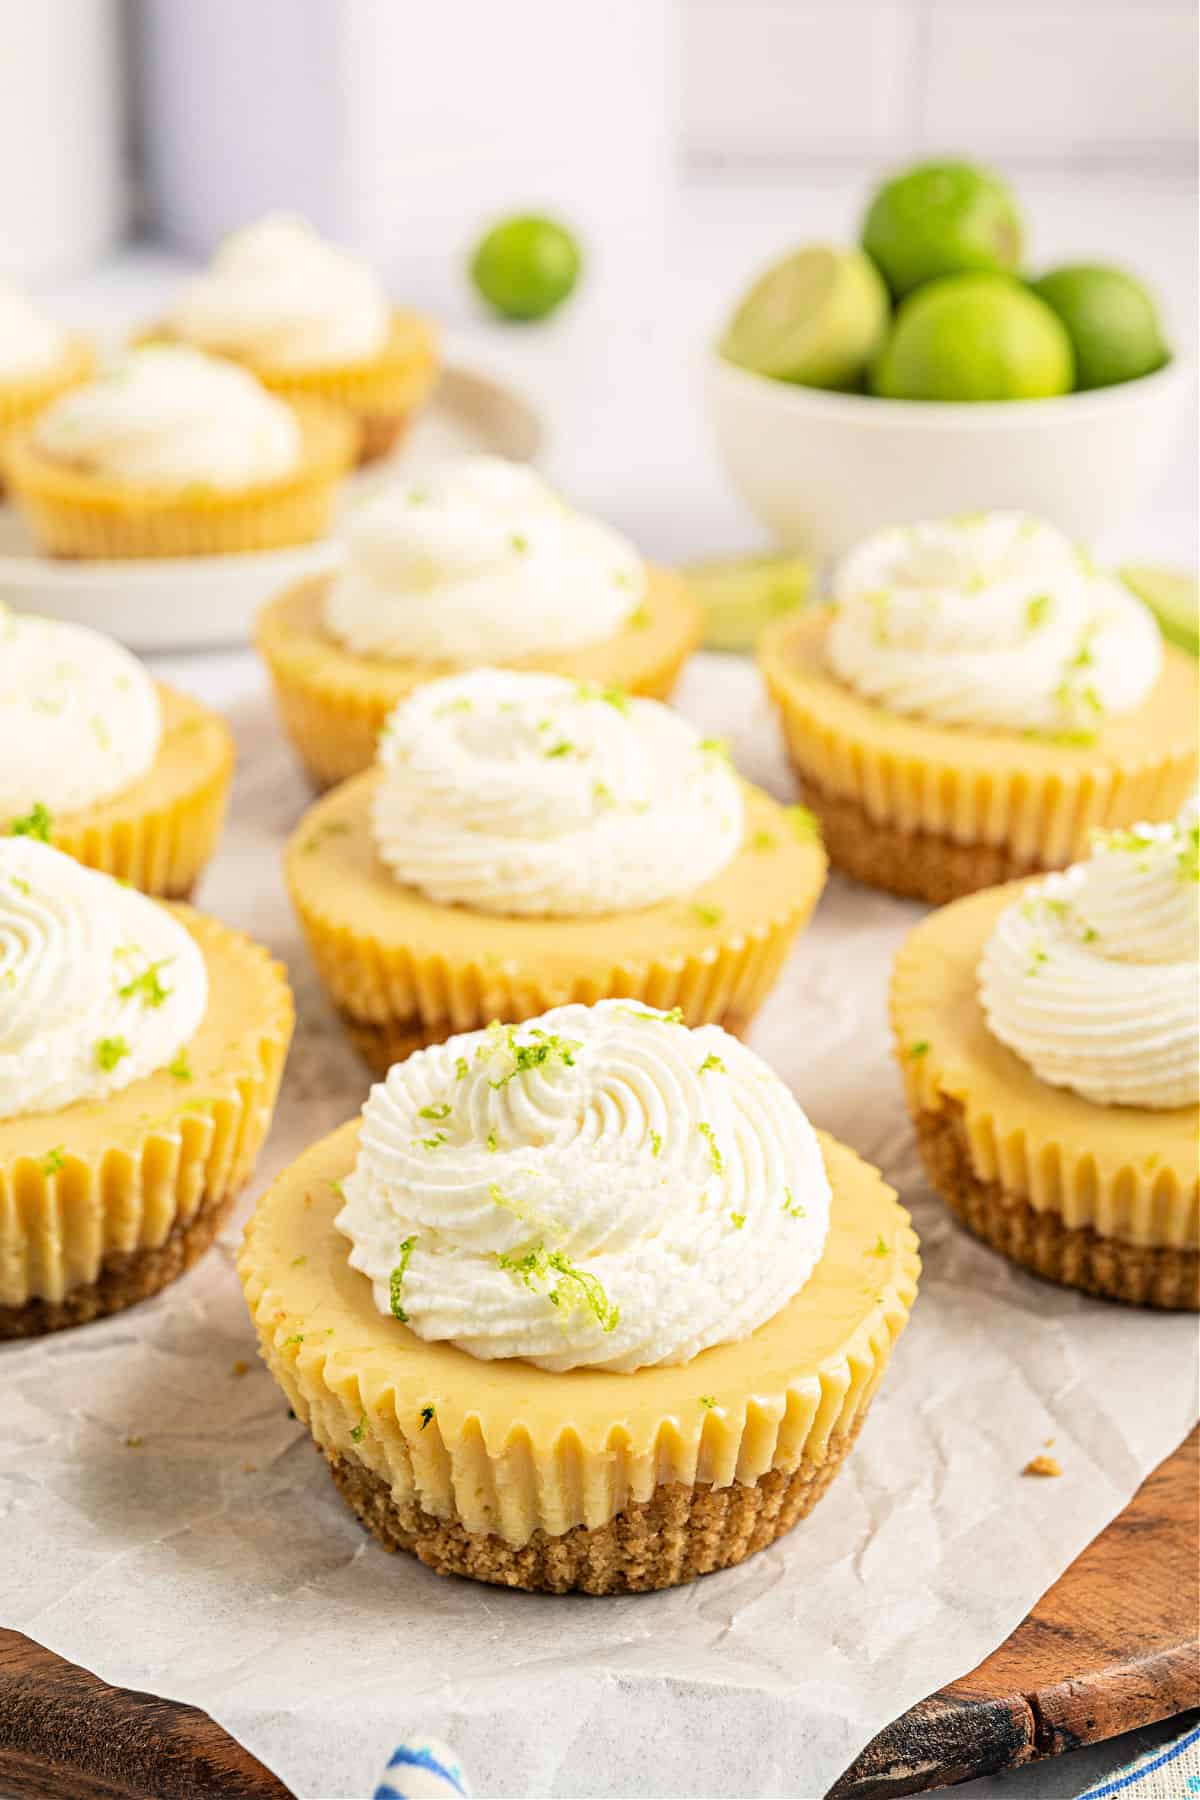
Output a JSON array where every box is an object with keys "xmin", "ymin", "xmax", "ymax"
[
  {"xmin": 240, "ymin": 1001, "xmax": 918, "ymax": 1592},
  {"xmin": 1, "ymin": 607, "xmax": 232, "ymax": 897},
  {"xmin": 257, "ymin": 457, "xmax": 703, "ymax": 787},
  {"xmin": 0, "ymin": 280, "xmax": 92, "ymax": 487},
  {"xmin": 287, "ymin": 668, "xmax": 826, "ymax": 1070},
  {"xmin": 154, "ymin": 214, "xmax": 438, "ymax": 463},
  {"xmin": 760, "ymin": 513, "xmax": 1198, "ymax": 903},
  {"xmin": 891, "ymin": 811, "xmax": 1199, "ymax": 1307},
  {"xmin": 4, "ymin": 344, "xmax": 356, "ymax": 559},
  {"xmin": 0, "ymin": 839, "xmax": 293, "ymax": 1336}
]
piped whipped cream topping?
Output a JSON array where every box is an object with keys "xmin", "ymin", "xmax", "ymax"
[
  {"xmin": 0, "ymin": 282, "xmax": 67, "ymax": 380},
  {"xmin": 827, "ymin": 514, "xmax": 1162, "ymax": 736},
  {"xmin": 336, "ymin": 1001, "xmax": 832, "ymax": 1372},
  {"xmin": 0, "ymin": 839, "xmax": 208, "ymax": 1119},
  {"xmin": 0, "ymin": 610, "xmax": 161, "ymax": 817},
  {"xmin": 323, "ymin": 457, "xmax": 647, "ymax": 662},
  {"xmin": 166, "ymin": 213, "xmax": 391, "ymax": 370},
  {"xmin": 33, "ymin": 346, "xmax": 300, "ymax": 489},
  {"xmin": 979, "ymin": 813, "xmax": 1199, "ymax": 1109},
  {"xmin": 372, "ymin": 669, "xmax": 743, "ymax": 916}
]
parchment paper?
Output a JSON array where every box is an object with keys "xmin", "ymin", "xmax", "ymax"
[{"xmin": 3, "ymin": 657, "xmax": 1196, "ymax": 1800}]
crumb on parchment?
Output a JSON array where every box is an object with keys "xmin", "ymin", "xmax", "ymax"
[
  {"xmin": 1023, "ymin": 1454, "xmax": 1063, "ymax": 1478},
  {"xmin": 231, "ymin": 1359, "xmax": 250, "ymax": 1377}
]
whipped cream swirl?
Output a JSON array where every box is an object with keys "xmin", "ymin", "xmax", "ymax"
[
  {"xmin": 0, "ymin": 840, "xmax": 208, "ymax": 1119},
  {"xmin": 336, "ymin": 1001, "xmax": 832, "ymax": 1372},
  {"xmin": 323, "ymin": 457, "xmax": 646, "ymax": 662},
  {"xmin": 166, "ymin": 213, "xmax": 391, "ymax": 370},
  {"xmin": 0, "ymin": 610, "xmax": 161, "ymax": 817},
  {"xmin": 34, "ymin": 346, "xmax": 300, "ymax": 489},
  {"xmin": 372, "ymin": 669, "xmax": 743, "ymax": 916},
  {"xmin": 828, "ymin": 514, "xmax": 1162, "ymax": 735},
  {"xmin": 979, "ymin": 814, "xmax": 1199, "ymax": 1109},
  {"xmin": 0, "ymin": 282, "xmax": 67, "ymax": 379}
]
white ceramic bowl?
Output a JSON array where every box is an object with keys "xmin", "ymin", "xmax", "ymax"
[{"xmin": 705, "ymin": 352, "xmax": 1191, "ymax": 566}]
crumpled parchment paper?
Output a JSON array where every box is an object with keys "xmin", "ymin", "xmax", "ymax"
[{"xmin": 3, "ymin": 657, "xmax": 1195, "ymax": 1800}]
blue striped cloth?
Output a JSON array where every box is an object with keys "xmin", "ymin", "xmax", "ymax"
[
  {"xmin": 1079, "ymin": 1721, "xmax": 1200, "ymax": 1800},
  {"xmin": 369, "ymin": 1722, "xmax": 1200, "ymax": 1799},
  {"xmin": 374, "ymin": 1737, "xmax": 470, "ymax": 1800}
]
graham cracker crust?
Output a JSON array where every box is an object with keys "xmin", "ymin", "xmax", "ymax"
[
  {"xmin": 340, "ymin": 1004, "xmax": 756, "ymax": 1077},
  {"xmin": 916, "ymin": 1103, "xmax": 1199, "ymax": 1310},
  {"xmin": 0, "ymin": 1185, "xmax": 236, "ymax": 1340},
  {"xmin": 798, "ymin": 776, "xmax": 1047, "ymax": 905},
  {"xmin": 324, "ymin": 1416, "xmax": 862, "ymax": 1594}
]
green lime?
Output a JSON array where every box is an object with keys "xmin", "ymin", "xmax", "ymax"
[
  {"xmin": 1031, "ymin": 264, "xmax": 1169, "ymax": 390},
  {"xmin": 470, "ymin": 215, "xmax": 582, "ymax": 321},
  {"xmin": 684, "ymin": 553, "xmax": 811, "ymax": 652},
  {"xmin": 871, "ymin": 274, "xmax": 1074, "ymax": 402},
  {"xmin": 718, "ymin": 245, "xmax": 890, "ymax": 389},
  {"xmin": 1120, "ymin": 565, "xmax": 1198, "ymax": 656},
  {"xmin": 862, "ymin": 160, "xmax": 1024, "ymax": 299}
]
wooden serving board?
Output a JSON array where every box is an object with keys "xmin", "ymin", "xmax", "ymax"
[{"xmin": 2, "ymin": 1430, "xmax": 1196, "ymax": 1800}]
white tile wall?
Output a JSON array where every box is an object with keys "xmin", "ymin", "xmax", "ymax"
[
  {"xmin": 683, "ymin": 2, "xmax": 919, "ymax": 159},
  {"xmin": 136, "ymin": 0, "xmax": 676, "ymax": 285},
  {"xmin": 923, "ymin": 5, "xmax": 1199, "ymax": 161},
  {"xmin": 683, "ymin": 0, "xmax": 1198, "ymax": 167}
]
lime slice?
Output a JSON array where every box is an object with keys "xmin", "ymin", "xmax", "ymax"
[
  {"xmin": 684, "ymin": 554, "xmax": 811, "ymax": 653},
  {"xmin": 718, "ymin": 245, "xmax": 889, "ymax": 390},
  {"xmin": 1120, "ymin": 564, "xmax": 1199, "ymax": 657}
]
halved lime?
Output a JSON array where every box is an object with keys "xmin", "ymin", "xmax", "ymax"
[
  {"xmin": 718, "ymin": 245, "xmax": 889, "ymax": 390},
  {"xmin": 1120, "ymin": 564, "xmax": 1198, "ymax": 656},
  {"xmin": 684, "ymin": 553, "xmax": 811, "ymax": 652}
]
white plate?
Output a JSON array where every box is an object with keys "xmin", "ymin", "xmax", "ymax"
[{"xmin": 0, "ymin": 362, "xmax": 544, "ymax": 653}]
